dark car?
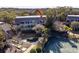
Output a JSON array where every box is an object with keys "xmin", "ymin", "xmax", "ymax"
[{"xmin": 27, "ymin": 37, "xmax": 38, "ymax": 42}]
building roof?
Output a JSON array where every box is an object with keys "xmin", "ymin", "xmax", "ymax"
[
  {"xmin": 68, "ymin": 15, "xmax": 79, "ymax": 17},
  {"xmin": 16, "ymin": 15, "xmax": 46, "ymax": 18}
]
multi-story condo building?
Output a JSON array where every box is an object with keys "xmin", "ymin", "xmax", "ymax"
[
  {"xmin": 66, "ymin": 15, "xmax": 79, "ymax": 31},
  {"xmin": 14, "ymin": 15, "xmax": 46, "ymax": 31},
  {"xmin": 66, "ymin": 15, "xmax": 79, "ymax": 22}
]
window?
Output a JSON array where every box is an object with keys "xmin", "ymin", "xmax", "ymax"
[
  {"xmin": 26, "ymin": 22, "xmax": 28, "ymax": 24},
  {"xmin": 25, "ymin": 26, "xmax": 27, "ymax": 28},
  {"xmin": 28, "ymin": 25, "xmax": 30, "ymax": 28},
  {"xmin": 37, "ymin": 21, "xmax": 40, "ymax": 24},
  {"xmin": 32, "ymin": 20, "xmax": 35, "ymax": 23},
  {"xmin": 27, "ymin": 22, "xmax": 29, "ymax": 24},
  {"xmin": 17, "ymin": 24, "xmax": 19, "ymax": 25},
  {"xmin": 27, "ymin": 25, "xmax": 33, "ymax": 28},
  {"xmin": 30, "ymin": 25, "xmax": 33, "ymax": 28},
  {"xmin": 20, "ymin": 22, "xmax": 24, "ymax": 24},
  {"xmin": 30, "ymin": 21, "xmax": 32, "ymax": 23},
  {"xmin": 21, "ymin": 26, "xmax": 24, "ymax": 28}
]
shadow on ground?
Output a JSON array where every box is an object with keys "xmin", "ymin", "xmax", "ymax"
[{"xmin": 43, "ymin": 32, "xmax": 78, "ymax": 53}]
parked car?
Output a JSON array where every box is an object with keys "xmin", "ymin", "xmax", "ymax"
[{"xmin": 27, "ymin": 37, "xmax": 38, "ymax": 42}]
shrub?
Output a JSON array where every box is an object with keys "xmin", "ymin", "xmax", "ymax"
[
  {"xmin": 30, "ymin": 46, "xmax": 42, "ymax": 53},
  {"xmin": 36, "ymin": 48, "xmax": 42, "ymax": 53},
  {"xmin": 30, "ymin": 49, "xmax": 36, "ymax": 53}
]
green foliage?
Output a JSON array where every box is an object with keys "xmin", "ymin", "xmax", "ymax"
[
  {"xmin": 0, "ymin": 28, "xmax": 5, "ymax": 48},
  {"xmin": 42, "ymin": 28, "xmax": 48, "ymax": 38},
  {"xmin": 64, "ymin": 26, "xmax": 72, "ymax": 31},
  {"xmin": 33, "ymin": 25, "xmax": 48, "ymax": 38},
  {"xmin": 36, "ymin": 47, "xmax": 42, "ymax": 53},
  {"xmin": 45, "ymin": 8, "xmax": 56, "ymax": 29},
  {"xmin": 46, "ymin": 8, "xmax": 56, "ymax": 17},
  {"xmin": 30, "ymin": 46, "xmax": 42, "ymax": 53},
  {"xmin": 42, "ymin": 28, "xmax": 48, "ymax": 34},
  {"xmin": 17, "ymin": 11, "xmax": 29, "ymax": 16},
  {"xmin": 30, "ymin": 49, "xmax": 36, "ymax": 53},
  {"xmin": 0, "ymin": 11, "xmax": 16, "ymax": 24},
  {"xmin": 45, "ymin": 7, "xmax": 72, "ymax": 28},
  {"xmin": 68, "ymin": 34, "xmax": 75, "ymax": 39},
  {"xmin": 57, "ymin": 7, "xmax": 72, "ymax": 21},
  {"xmin": 46, "ymin": 17, "xmax": 54, "ymax": 29},
  {"xmin": 0, "ymin": 28, "xmax": 5, "ymax": 41}
]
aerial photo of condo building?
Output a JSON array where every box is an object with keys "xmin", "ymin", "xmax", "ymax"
[
  {"xmin": 1, "ymin": 0, "xmax": 79, "ymax": 53},
  {"xmin": 0, "ymin": 8, "xmax": 79, "ymax": 53}
]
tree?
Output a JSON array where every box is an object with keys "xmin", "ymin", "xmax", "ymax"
[
  {"xmin": 32, "ymin": 24, "xmax": 48, "ymax": 37},
  {"xmin": 0, "ymin": 11, "xmax": 16, "ymax": 24},
  {"xmin": 0, "ymin": 28, "xmax": 5, "ymax": 48},
  {"xmin": 32, "ymin": 24, "xmax": 48, "ymax": 47},
  {"xmin": 63, "ymin": 25, "xmax": 72, "ymax": 31},
  {"xmin": 30, "ymin": 46, "xmax": 42, "ymax": 53},
  {"xmin": 45, "ymin": 8, "xmax": 57, "ymax": 29},
  {"xmin": 30, "ymin": 49, "xmax": 36, "ymax": 53},
  {"xmin": 0, "ymin": 11, "xmax": 5, "ymax": 21},
  {"xmin": 36, "ymin": 47, "xmax": 42, "ymax": 53},
  {"xmin": 32, "ymin": 24, "xmax": 45, "ymax": 36},
  {"xmin": 33, "ymin": 24, "xmax": 45, "ymax": 32},
  {"xmin": 17, "ymin": 11, "xmax": 29, "ymax": 16},
  {"xmin": 57, "ymin": 7, "xmax": 72, "ymax": 21},
  {"xmin": 5, "ymin": 11, "xmax": 16, "ymax": 24}
]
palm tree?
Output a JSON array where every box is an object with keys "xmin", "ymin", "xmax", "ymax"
[{"xmin": 45, "ymin": 8, "xmax": 57, "ymax": 30}]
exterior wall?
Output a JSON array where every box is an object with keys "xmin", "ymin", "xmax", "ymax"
[
  {"xmin": 66, "ymin": 15, "xmax": 79, "ymax": 22},
  {"xmin": 15, "ymin": 16, "xmax": 46, "ymax": 31},
  {"xmin": 71, "ymin": 23, "xmax": 79, "ymax": 31},
  {"xmin": 71, "ymin": 26, "xmax": 79, "ymax": 31}
]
